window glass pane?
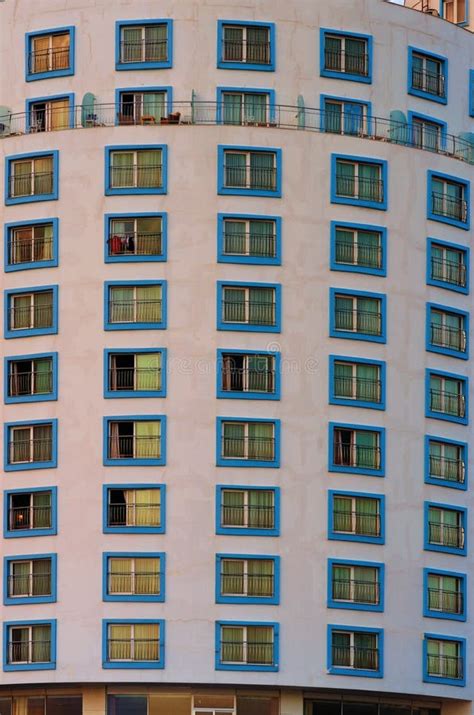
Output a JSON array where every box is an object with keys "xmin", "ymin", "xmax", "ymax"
[
  {"xmin": 0, "ymin": 700, "xmax": 12, "ymax": 715},
  {"xmin": 46, "ymin": 697, "xmax": 82, "ymax": 715},
  {"xmin": 237, "ymin": 696, "xmax": 279, "ymax": 715},
  {"xmin": 107, "ymin": 696, "xmax": 147, "ymax": 715},
  {"xmin": 149, "ymin": 695, "xmax": 191, "ymax": 715}
]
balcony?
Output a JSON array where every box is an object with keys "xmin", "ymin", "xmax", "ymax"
[
  {"xmin": 9, "ymin": 506, "xmax": 52, "ymax": 531},
  {"xmin": 431, "ymin": 257, "xmax": 466, "ymax": 287},
  {"xmin": 8, "ymin": 173, "xmax": 53, "ymax": 199},
  {"xmin": 427, "ymin": 654, "xmax": 463, "ymax": 680},
  {"xmin": 324, "ymin": 49, "xmax": 368, "ymax": 76},
  {"xmin": 221, "ymin": 504, "xmax": 275, "ymax": 529},
  {"xmin": 8, "ymin": 236, "xmax": 54, "ymax": 265},
  {"xmin": 108, "ymin": 298, "xmax": 162, "ymax": 324},
  {"xmin": 120, "ymin": 39, "xmax": 168, "ymax": 64},
  {"xmin": 107, "ymin": 231, "xmax": 162, "ymax": 257},
  {"xmin": 429, "ymin": 454, "xmax": 465, "ymax": 483},
  {"xmin": 412, "ymin": 68, "xmax": 446, "ymax": 98},
  {"xmin": 221, "ymin": 365, "xmax": 275, "ymax": 394},
  {"xmin": 335, "ymin": 239, "xmax": 382, "ymax": 268},
  {"xmin": 28, "ymin": 47, "xmax": 70, "ymax": 74},
  {"xmin": 8, "ymin": 640, "xmax": 51, "ymax": 665},
  {"xmin": 334, "ymin": 375, "xmax": 381, "ymax": 402},
  {"xmin": 221, "ymin": 640, "xmax": 275, "ymax": 665},
  {"xmin": 223, "ymin": 230, "xmax": 276, "ymax": 258},
  {"xmin": 222, "ymin": 436, "xmax": 275, "ymax": 461},
  {"xmin": 332, "ymin": 578, "xmax": 379, "ymax": 604},
  {"xmin": 220, "ymin": 573, "xmax": 274, "ymax": 596},
  {"xmin": 223, "ymin": 39, "xmax": 271, "ymax": 64},
  {"xmin": 107, "ymin": 638, "xmax": 159, "ymax": 662},
  {"xmin": 428, "ymin": 521, "xmax": 464, "ymax": 549},
  {"xmin": 107, "ymin": 435, "xmax": 161, "ymax": 460},
  {"xmin": 333, "ymin": 509, "xmax": 381, "ymax": 537},
  {"xmin": 432, "ymin": 192, "xmax": 468, "ymax": 223},
  {"xmin": 108, "ymin": 367, "xmax": 162, "ymax": 391},
  {"xmin": 108, "ymin": 502, "xmax": 161, "ymax": 527},
  {"xmin": 332, "ymin": 645, "xmax": 379, "ymax": 670},
  {"xmin": 8, "ymin": 573, "xmax": 51, "ymax": 597},
  {"xmin": 8, "ymin": 369, "xmax": 53, "ymax": 397},
  {"xmin": 109, "ymin": 165, "xmax": 162, "ymax": 189},
  {"xmin": 224, "ymin": 165, "xmax": 276, "ymax": 191},
  {"xmin": 333, "ymin": 441, "xmax": 381, "ymax": 470},
  {"xmin": 336, "ymin": 175, "xmax": 384, "ymax": 203},
  {"xmin": 8, "ymin": 437, "xmax": 52, "ymax": 464},
  {"xmin": 9, "ymin": 304, "xmax": 53, "ymax": 330},
  {"xmin": 107, "ymin": 571, "xmax": 160, "ymax": 595},
  {"xmin": 335, "ymin": 308, "xmax": 381, "ymax": 335},
  {"xmin": 222, "ymin": 299, "xmax": 276, "ymax": 326},
  {"xmin": 430, "ymin": 324, "xmax": 466, "ymax": 352},
  {"xmin": 430, "ymin": 389, "xmax": 465, "ymax": 418},
  {"xmin": 428, "ymin": 588, "xmax": 463, "ymax": 614}
]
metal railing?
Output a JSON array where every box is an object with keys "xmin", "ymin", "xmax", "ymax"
[
  {"xmin": 120, "ymin": 39, "xmax": 168, "ymax": 64},
  {"xmin": 335, "ymin": 309, "xmax": 382, "ymax": 335},
  {"xmin": 8, "ymin": 236, "xmax": 54, "ymax": 265},
  {"xmin": 223, "ymin": 231, "xmax": 276, "ymax": 257},
  {"xmin": 8, "ymin": 438, "xmax": 52, "ymax": 464},
  {"xmin": 108, "ymin": 367, "xmax": 162, "ymax": 391},
  {"xmin": 333, "ymin": 510, "xmax": 381, "ymax": 537},
  {"xmin": 107, "ymin": 638, "xmax": 160, "ymax": 662},
  {"xmin": 28, "ymin": 47, "xmax": 70, "ymax": 74},
  {"xmin": 221, "ymin": 504, "xmax": 275, "ymax": 529},
  {"xmin": 107, "ymin": 436, "xmax": 161, "ymax": 460},
  {"xmin": 430, "ymin": 389, "xmax": 465, "ymax": 418},
  {"xmin": 107, "ymin": 572, "xmax": 160, "ymax": 594},
  {"xmin": 431, "ymin": 257, "xmax": 467, "ymax": 287},
  {"xmin": 8, "ymin": 369, "xmax": 53, "ymax": 397},
  {"xmin": 107, "ymin": 232, "xmax": 162, "ymax": 256},
  {"xmin": 334, "ymin": 240, "xmax": 382, "ymax": 268},
  {"xmin": 429, "ymin": 454, "xmax": 465, "ymax": 483},
  {"xmin": 432, "ymin": 192, "xmax": 468, "ymax": 223},
  {"xmin": 108, "ymin": 299, "xmax": 162, "ymax": 324},
  {"xmin": 9, "ymin": 506, "xmax": 52, "ymax": 531},
  {"xmin": 334, "ymin": 376, "xmax": 381, "ymax": 402},
  {"xmin": 9, "ymin": 304, "xmax": 53, "ymax": 331},
  {"xmin": 332, "ymin": 578, "xmax": 379, "ymax": 604},
  {"xmin": 335, "ymin": 175, "xmax": 384, "ymax": 202},
  {"xmin": 427, "ymin": 654, "xmax": 463, "ymax": 679},
  {"xmin": 332, "ymin": 645, "xmax": 379, "ymax": 670},
  {"xmin": 324, "ymin": 49, "xmax": 368, "ymax": 76},
  {"xmin": 428, "ymin": 588, "xmax": 463, "ymax": 614},
  {"xmin": 8, "ymin": 172, "xmax": 53, "ymax": 198},
  {"xmin": 412, "ymin": 68, "xmax": 446, "ymax": 97},
  {"xmin": 1, "ymin": 101, "xmax": 473, "ymax": 164},
  {"xmin": 109, "ymin": 165, "xmax": 163, "ymax": 189},
  {"xmin": 221, "ymin": 365, "xmax": 275, "ymax": 393},
  {"xmin": 221, "ymin": 572, "xmax": 274, "ymax": 596},
  {"xmin": 222, "ymin": 299, "xmax": 276, "ymax": 326},
  {"xmin": 333, "ymin": 441, "xmax": 381, "ymax": 469},
  {"xmin": 223, "ymin": 39, "xmax": 271, "ymax": 64},
  {"xmin": 224, "ymin": 165, "xmax": 277, "ymax": 190},
  {"xmin": 8, "ymin": 640, "xmax": 51, "ymax": 664},
  {"xmin": 430, "ymin": 324, "xmax": 466, "ymax": 352},
  {"xmin": 8, "ymin": 573, "xmax": 51, "ymax": 597},
  {"xmin": 428, "ymin": 521, "xmax": 464, "ymax": 549},
  {"xmin": 107, "ymin": 503, "xmax": 161, "ymax": 527},
  {"xmin": 220, "ymin": 640, "xmax": 275, "ymax": 665},
  {"xmin": 222, "ymin": 436, "xmax": 275, "ymax": 461}
]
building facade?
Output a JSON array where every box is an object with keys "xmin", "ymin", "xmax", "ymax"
[{"xmin": 0, "ymin": 0, "xmax": 473, "ymax": 714}]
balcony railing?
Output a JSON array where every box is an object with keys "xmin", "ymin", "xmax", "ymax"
[
  {"xmin": 8, "ymin": 438, "xmax": 52, "ymax": 464},
  {"xmin": 412, "ymin": 68, "xmax": 446, "ymax": 98},
  {"xmin": 333, "ymin": 509, "xmax": 381, "ymax": 537},
  {"xmin": 431, "ymin": 257, "xmax": 467, "ymax": 287},
  {"xmin": 107, "ymin": 638, "xmax": 160, "ymax": 661},
  {"xmin": 108, "ymin": 502, "xmax": 161, "ymax": 527},
  {"xmin": 9, "ymin": 304, "xmax": 53, "ymax": 330},
  {"xmin": 332, "ymin": 578, "xmax": 379, "ymax": 604},
  {"xmin": 109, "ymin": 367, "xmax": 162, "ymax": 391},
  {"xmin": 223, "ymin": 40, "xmax": 271, "ymax": 64},
  {"xmin": 430, "ymin": 389, "xmax": 465, "ymax": 418},
  {"xmin": 221, "ymin": 573, "xmax": 274, "ymax": 596},
  {"xmin": 28, "ymin": 47, "xmax": 70, "ymax": 74},
  {"xmin": 332, "ymin": 645, "xmax": 379, "ymax": 670},
  {"xmin": 335, "ymin": 308, "xmax": 381, "ymax": 335},
  {"xmin": 107, "ymin": 232, "xmax": 162, "ymax": 256},
  {"xmin": 222, "ymin": 436, "xmax": 275, "ymax": 461},
  {"xmin": 109, "ymin": 165, "xmax": 162, "ymax": 189},
  {"xmin": 427, "ymin": 654, "xmax": 463, "ymax": 679},
  {"xmin": 1, "ymin": 101, "xmax": 472, "ymax": 164},
  {"xmin": 429, "ymin": 454, "xmax": 465, "ymax": 483},
  {"xmin": 336, "ymin": 175, "xmax": 384, "ymax": 203},
  {"xmin": 221, "ymin": 366, "xmax": 275, "ymax": 393},
  {"xmin": 107, "ymin": 436, "xmax": 161, "ymax": 460},
  {"xmin": 120, "ymin": 39, "xmax": 168, "ymax": 64},
  {"xmin": 334, "ymin": 376, "xmax": 381, "ymax": 402},
  {"xmin": 432, "ymin": 192, "xmax": 468, "ymax": 223},
  {"xmin": 428, "ymin": 588, "xmax": 463, "ymax": 614},
  {"xmin": 109, "ymin": 299, "xmax": 162, "ymax": 324},
  {"xmin": 428, "ymin": 521, "xmax": 464, "ymax": 549},
  {"xmin": 223, "ymin": 299, "xmax": 276, "ymax": 326},
  {"xmin": 430, "ymin": 324, "xmax": 466, "ymax": 352},
  {"xmin": 223, "ymin": 231, "xmax": 276, "ymax": 257},
  {"xmin": 221, "ymin": 504, "xmax": 275, "ymax": 529},
  {"xmin": 220, "ymin": 640, "xmax": 275, "ymax": 665},
  {"xmin": 8, "ymin": 640, "xmax": 51, "ymax": 664},
  {"xmin": 9, "ymin": 506, "xmax": 52, "ymax": 531},
  {"xmin": 8, "ymin": 369, "xmax": 53, "ymax": 396},
  {"xmin": 8, "ymin": 236, "xmax": 54, "ymax": 265},
  {"xmin": 224, "ymin": 165, "xmax": 277, "ymax": 191},
  {"xmin": 324, "ymin": 49, "xmax": 368, "ymax": 76},
  {"xmin": 8, "ymin": 573, "xmax": 51, "ymax": 597},
  {"xmin": 333, "ymin": 441, "xmax": 381, "ymax": 469},
  {"xmin": 107, "ymin": 571, "xmax": 160, "ymax": 594},
  {"xmin": 8, "ymin": 172, "xmax": 53, "ymax": 198},
  {"xmin": 334, "ymin": 240, "xmax": 382, "ymax": 268}
]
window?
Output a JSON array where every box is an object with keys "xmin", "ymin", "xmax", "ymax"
[
  {"xmin": 103, "ymin": 484, "xmax": 165, "ymax": 534},
  {"xmin": 217, "ymin": 349, "xmax": 280, "ymax": 400},
  {"xmin": 103, "ymin": 620, "xmax": 164, "ymax": 669},
  {"xmin": 5, "ymin": 352, "xmax": 58, "ymax": 404},
  {"xmin": 4, "ymin": 620, "xmax": 56, "ymax": 671},
  {"xmin": 105, "ymin": 281, "xmax": 167, "ymax": 330},
  {"xmin": 217, "ymin": 213, "xmax": 281, "ymax": 265},
  {"xmin": 217, "ymin": 21, "xmax": 275, "ymax": 71},
  {"xmin": 407, "ymin": 112, "xmax": 446, "ymax": 152},
  {"xmin": 103, "ymin": 553, "xmax": 165, "ymax": 602},
  {"xmin": 427, "ymin": 238, "xmax": 469, "ymax": 294},
  {"xmin": 408, "ymin": 47, "xmax": 447, "ymax": 103},
  {"xmin": 4, "ymin": 420, "xmax": 57, "ymax": 472},
  {"xmin": 4, "ymin": 488, "xmax": 57, "ymax": 538},
  {"xmin": 116, "ymin": 88, "xmax": 171, "ymax": 125},
  {"xmin": 215, "ymin": 622, "xmax": 279, "ymax": 671},
  {"xmin": 426, "ymin": 304, "xmax": 468, "ymax": 359},
  {"xmin": 330, "ymin": 423, "xmax": 384, "ymax": 476},
  {"xmin": 425, "ymin": 502, "xmax": 467, "ymax": 555},
  {"xmin": 103, "ymin": 416, "xmax": 166, "ymax": 466},
  {"xmin": 104, "ymin": 349, "xmax": 166, "ymax": 398},
  {"xmin": 328, "ymin": 491, "xmax": 385, "ymax": 544},
  {"xmin": 5, "ymin": 286, "xmax": 58, "ymax": 339},
  {"xmin": 218, "ymin": 146, "xmax": 282, "ymax": 197},
  {"xmin": 4, "ymin": 555, "xmax": 56, "ymax": 605},
  {"xmin": 5, "ymin": 152, "xmax": 59, "ymax": 205},
  {"xmin": 216, "ymin": 485, "xmax": 280, "ymax": 536},
  {"xmin": 116, "ymin": 20, "xmax": 172, "ymax": 70},
  {"xmin": 320, "ymin": 29, "xmax": 372, "ymax": 83},
  {"xmin": 441, "ymin": 0, "xmax": 468, "ymax": 23},
  {"xmin": 331, "ymin": 155, "xmax": 387, "ymax": 210},
  {"xmin": 217, "ymin": 282, "xmax": 281, "ymax": 333},
  {"xmin": 216, "ymin": 417, "xmax": 280, "ymax": 468},
  {"xmin": 330, "ymin": 222, "xmax": 386, "ymax": 277},
  {"xmin": 328, "ymin": 560, "xmax": 383, "ymax": 612},
  {"xmin": 425, "ymin": 436, "xmax": 467, "ymax": 489},
  {"xmin": 105, "ymin": 146, "xmax": 167, "ymax": 195},
  {"xmin": 26, "ymin": 27, "xmax": 74, "ymax": 81},
  {"xmin": 105, "ymin": 213, "xmax": 166, "ymax": 262},
  {"xmin": 330, "ymin": 289, "xmax": 386, "ymax": 343},
  {"xmin": 423, "ymin": 635, "xmax": 465, "ymax": 686},
  {"xmin": 26, "ymin": 95, "xmax": 73, "ymax": 133},
  {"xmin": 329, "ymin": 356, "xmax": 385, "ymax": 410},
  {"xmin": 217, "ymin": 88, "xmax": 275, "ymax": 126},
  {"xmin": 423, "ymin": 569, "xmax": 466, "ymax": 621},
  {"xmin": 327, "ymin": 625, "xmax": 383, "ymax": 677},
  {"xmin": 427, "ymin": 171, "xmax": 470, "ymax": 230},
  {"xmin": 426, "ymin": 369, "xmax": 468, "ymax": 424},
  {"xmin": 5, "ymin": 219, "xmax": 58, "ymax": 272},
  {"xmin": 321, "ymin": 96, "xmax": 371, "ymax": 135},
  {"xmin": 216, "ymin": 554, "xmax": 279, "ymax": 604}
]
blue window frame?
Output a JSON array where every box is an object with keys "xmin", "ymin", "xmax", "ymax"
[
  {"xmin": 423, "ymin": 633, "xmax": 466, "ymax": 686},
  {"xmin": 407, "ymin": 111, "xmax": 447, "ymax": 152},
  {"xmin": 104, "ymin": 145, "xmax": 168, "ymax": 196},
  {"xmin": 217, "ymin": 20, "xmax": 275, "ymax": 71},
  {"xmin": 103, "ymin": 348, "xmax": 167, "ymax": 399},
  {"xmin": 329, "ymin": 288, "xmax": 386, "ymax": 344},
  {"xmin": 115, "ymin": 20, "xmax": 173, "ymax": 70},
  {"xmin": 103, "ymin": 484, "xmax": 166, "ymax": 535},
  {"xmin": 216, "ymin": 485, "xmax": 280, "ymax": 537},
  {"xmin": 427, "ymin": 237, "xmax": 469, "ymax": 295},
  {"xmin": 25, "ymin": 94, "xmax": 75, "ymax": 133},
  {"xmin": 320, "ymin": 29, "xmax": 373, "ymax": 83},
  {"xmin": 25, "ymin": 27, "xmax": 75, "ymax": 81},
  {"xmin": 216, "ymin": 348, "xmax": 280, "ymax": 401},
  {"xmin": 216, "ymin": 554, "xmax": 280, "ymax": 605},
  {"xmin": 331, "ymin": 154, "xmax": 388, "ymax": 210},
  {"xmin": 425, "ymin": 435, "xmax": 467, "ymax": 491},
  {"xmin": 423, "ymin": 568, "xmax": 467, "ymax": 622},
  {"xmin": 327, "ymin": 624, "xmax": 383, "ymax": 678},
  {"xmin": 217, "ymin": 145, "xmax": 282, "ymax": 198},
  {"xmin": 408, "ymin": 47, "xmax": 448, "ymax": 104},
  {"xmin": 103, "ymin": 552, "xmax": 165, "ymax": 603},
  {"xmin": 217, "ymin": 213, "xmax": 281, "ymax": 266},
  {"xmin": 4, "ymin": 419, "xmax": 58, "ymax": 472},
  {"xmin": 4, "ymin": 218, "xmax": 59, "ymax": 273},
  {"xmin": 3, "ymin": 619, "xmax": 56, "ymax": 672},
  {"xmin": 4, "ymin": 352, "xmax": 58, "ymax": 405},
  {"xmin": 217, "ymin": 281, "xmax": 281, "ymax": 333},
  {"xmin": 215, "ymin": 621, "xmax": 279, "ymax": 672},
  {"xmin": 102, "ymin": 619, "xmax": 165, "ymax": 669},
  {"xmin": 328, "ymin": 490, "xmax": 385, "ymax": 545},
  {"xmin": 216, "ymin": 416, "xmax": 280, "ymax": 468},
  {"xmin": 425, "ymin": 368, "xmax": 468, "ymax": 425},
  {"xmin": 5, "ymin": 151, "xmax": 59, "ymax": 206},
  {"xmin": 104, "ymin": 212, "xmax": 167, "ymax": 263},
  {"xmin": 216, "ymin": 87, "xmax": 276, "ymax": 125},
  {"xmin": 424, "ymin": 501, "xmax": 467, "ymax": 556},
  {"xmin": 4, "ymin": 285, "xmax": 58, "ymax": 339},
  {"xmin": 327, "ymin": 559, "xmax": 384, "ymax": 612},
  {"xmin": 4, "ymin": 487, "xmax": 58, "ymax": 539},
  {"xmin": 320, "ymin": 95, "xmax": 372, "ymax": 134},
  {"xmin": 104, "ymin": 280, "xmax": 167, "ymax": 331},
  {"xmin": 427, "ymin": 171, "xmax": 470, "ymax": 230},
  {"xmin": 4, "ymin": 554, "xmax": 57, "ymax": 606},
  {"xmin": 328, "ymin": 422, "xmax": 385, "ymax": 477},
  {"xmin": 103, "ymin": 415, "xmax": 166, "ymax": 467},
  {"xmin": 470, "ymin": 69, "xmax": 474, "ymax": 117},
  {"xmin": 329, "ymin": 221, "xmax": 386, "ymax": 277},
  {"xmin": 426, "ymin": 303, "xmax": 469, "ymax": 360},
  {"xmin": 328, "ymin": 355, "xmax": 385, "ymax": 410},
  {"xmin": 114, "ymin": 87, "xmax": 173, "ymax": 126}
]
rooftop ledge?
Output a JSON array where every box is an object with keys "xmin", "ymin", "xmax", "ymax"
[{"xmin": 1, "ymin": 101, "xmax": 473, "ymax": 165}]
